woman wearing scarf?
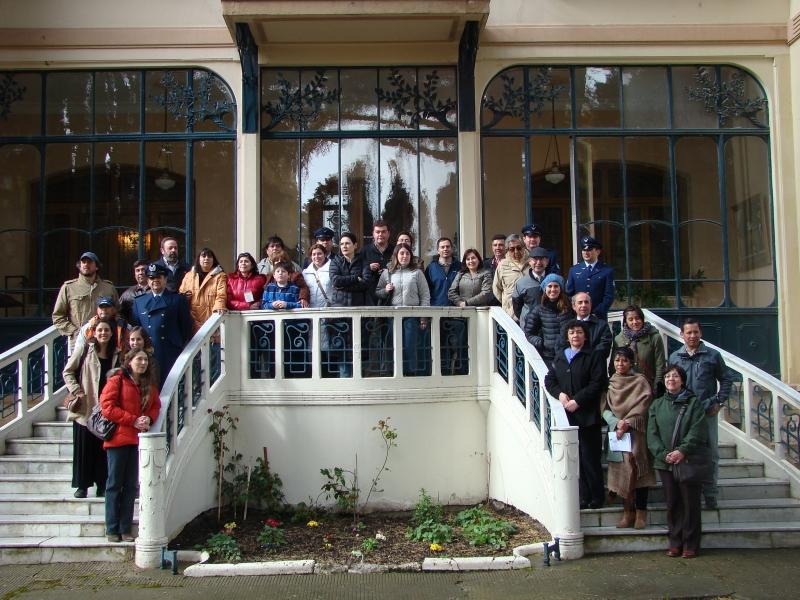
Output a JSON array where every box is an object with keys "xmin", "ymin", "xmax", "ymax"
[
  {"xmin": 602, "ymin": 347, "xmax": 656, "ymax": 529},
  {"xmin": 610, "ymin": 305, "xmax": 666, "ymax": 395}
]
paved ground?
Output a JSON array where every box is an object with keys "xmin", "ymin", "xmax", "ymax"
[{"xmin": 0, "ymin": 548, "xmax": 797, "ymax": 599}]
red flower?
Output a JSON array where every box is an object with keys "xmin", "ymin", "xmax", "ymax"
[{"xmin": 264, "ymin": 518, "xmax": 281, "ymax": 528}]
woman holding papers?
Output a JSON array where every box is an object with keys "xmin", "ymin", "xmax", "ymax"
[{"xmin": 602, "ymin": 347, "xmax": 655, "ymax": 529}]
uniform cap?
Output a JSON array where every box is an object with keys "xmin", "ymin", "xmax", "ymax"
[
  {"xmin": 581, "ymin": 236, "xmax": 602, "ymax": 250},
  {"xmin": 521, "ymin": 224, "xmax": 543, "ymax": 237},
  {"xmin": 146, "ymin": 262, "xmax": 169, "ymax": 278},
  {"xmin": 313, "ymin": 226, "xmax": 335, "ymax": 240}
]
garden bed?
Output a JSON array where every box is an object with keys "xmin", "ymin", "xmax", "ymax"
[{"xmin": 169, "ymin": 501, "xmax": 550, "ymax": 568}]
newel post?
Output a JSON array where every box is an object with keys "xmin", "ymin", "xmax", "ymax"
[
  {"xmin": 135, "ymin": 432, "xmax": 168, "ymax": 569},
  {"xmin": 549, "ymin": 427, "xmax": 584, "ymax": 559}
]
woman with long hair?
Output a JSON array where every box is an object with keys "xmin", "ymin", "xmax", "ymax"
[
  {"xmin": 302, "ymin": 243, "xmax": 332, "ymax": 308},
  {"xmin": 100, "ymin": 349, "xmax": 161, "ymax": 543},
  {"xmin": 62, "ymin": 320, "xmax": 121, "ymax": 498},
  {"xmin": 448, "ymin": 248, "xmax": 493, "ymax": 307},
  {"xmin": 522, "ymin": 273, "xmax": 575, "ymax": 366},
  {"xmin": 610, "ymin": 304, "xmax": 666, "ymax": 395},
  {"xmin": 179, "ymin": 247, "xmax": 228, "ymax": 333},
  {"xmin": 227, "ymin": 252, "xmax": 266, "ymax": 310},
  {"xmin": 603, "ymin": 347, "xmax": 656, "ymax": 529}
]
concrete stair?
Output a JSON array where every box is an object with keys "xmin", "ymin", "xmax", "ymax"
[
  {"xmin": 583, "ymin": 442, "xmax": 800, "ymax": 553},
  {"xmin": 0, "ymin": 406, "xmax": 136, "ymax": 564}
]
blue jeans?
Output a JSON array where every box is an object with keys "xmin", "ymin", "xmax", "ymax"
[{"xmin": 105, "ymin": 445, "xmax": 138, "ymax": 535}]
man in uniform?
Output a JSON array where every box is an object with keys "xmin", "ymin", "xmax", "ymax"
[
  {"xmin": 303, "ymin": 227, "xmax": 337, "ymax": 268},
  {"xmin": 566, "ymin": 235, "xmax": 615, "ymax": 321},
  {"xmin": 521, "ymin": 224, "xmax": 560, "ymax": 274},
  {"xmin": 52, "ymin": 251, "xmax": 118, "ymax": 354},
  {"xmin": 130, "ymin": 263, "xmax": 193, "ymax": 387},
  {"xmin": 153, "ymin": 237, "xmax": 190, "ymax": 293}
]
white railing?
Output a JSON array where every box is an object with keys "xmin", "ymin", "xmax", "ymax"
[
  {"xmin": 0, "ymin": 326, "xmax": 67, "ymax": 451},
  {"xmin": 610, "ymin": 309, "xmax": 800, "ymax": 494}
]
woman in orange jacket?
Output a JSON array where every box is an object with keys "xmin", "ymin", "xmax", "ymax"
[{"xmin": 179, "ymin": 247, "xmax": 228, "ymax": 333}]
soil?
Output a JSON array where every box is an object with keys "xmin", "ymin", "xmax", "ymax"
[{"xmin": 170, "ymin": 502, "xmax": 551, "ymax": 567}]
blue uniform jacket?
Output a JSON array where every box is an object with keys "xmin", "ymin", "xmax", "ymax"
[
  {"xmin": 131, "ymin": 291, "xmax": 193, "ymax": 386},
  {"xmin": 566, "ymin": 260, "xmax": 615, "ymax": 320},
  {"xmin": 425, "ymin": 259, "xmax": 461, "ymax": 306}
]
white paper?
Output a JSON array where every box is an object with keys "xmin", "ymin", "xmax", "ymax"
[
  {"xmin": 608, "ymin": 431, "xmax": 632, "ymax": 452},
  {"xmin": 244, "ymin": 291, "xmax": 254, "ymax": 303}
]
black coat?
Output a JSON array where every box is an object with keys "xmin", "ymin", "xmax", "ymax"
[
  {"xmin": 545, "ymin": 347, "xmax": 608, "ymax": 427},
  {"xmin": 522, "ymin": 299, "xmax": 575, "ymax": 362},
  {"xmin": 329, "ymin": 254, "xmax": 372, "ymax": 307},
  {"xmin": 559, "ymin": 315, "xmax": 613, "ymax": 360}
]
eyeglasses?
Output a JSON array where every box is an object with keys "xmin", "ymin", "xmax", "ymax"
[{"xmin": 508, "ymin": 245, "xmax": 524, "ymax": 252}]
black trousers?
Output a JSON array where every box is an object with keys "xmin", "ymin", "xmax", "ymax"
[
  {"xmin": 72, "ymin": 421, "xmax": 107, "ymax": 490},
  {"xmin": 660, "ymin": 469, "xmax": 702, "ymax": 552},
  {"xmin": 578, "ymin": 423, "xmax": 604, "ymax": 506}
]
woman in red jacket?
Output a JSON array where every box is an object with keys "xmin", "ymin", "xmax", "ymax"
[
  {"xmin": 226, "ymin": 252, "xmax": 266, "ymax": 310},
  {"xmin": 100, "ymin": 349, "xmax": 161, "ymax": 543}
]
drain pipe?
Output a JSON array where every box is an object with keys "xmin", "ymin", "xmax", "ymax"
[{"xmin": 135, "ymin": 432, "xmax": 169, "ymax": 569}]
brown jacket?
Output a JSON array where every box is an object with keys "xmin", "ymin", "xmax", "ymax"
[
  {"xmin": 62, "ymin": 342, "xmax": 121, "ymax": 426},
  {"xmin": 179, "ymin": 266, "xmax": 228, "ymax": 333},
  {"xmin": 52, "ymin": 274, "xmax": 118, "ymax": 339},
  {"xmin": 492, "ymin": 257, "xmax": 530, "ymax": 319}
]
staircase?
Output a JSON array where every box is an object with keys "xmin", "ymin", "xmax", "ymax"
[
  {"xmin": 582, "ymin": 442, "xmax": 800, "ymax": 553},
  {"xmin": 0, "ymin": 406, "xmax": 135, "ymax": 564}
]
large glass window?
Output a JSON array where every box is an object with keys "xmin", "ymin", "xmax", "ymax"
[
  {"xmin": 0, "ymin": 69, "xmax": 236, "ymax": 319},
  {"xmin": 481, "ymin": 65, "xmax": 774, "ymax": 312},
  {"xmin": 260, "ymin": 67, "xmax": 458, "ymax": 260}
]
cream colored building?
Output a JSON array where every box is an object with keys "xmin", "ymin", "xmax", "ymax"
[{"xmin": 0, "ymin": 0, "xmax": 797, "ymax": 380}]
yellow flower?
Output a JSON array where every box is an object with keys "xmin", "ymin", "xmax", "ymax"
[
  {"xmin": 307, "ymin": 520, "xmax": 320, "ymax": 528},
  {"xmin": 223, "ymin": 522, "xmax": 236, "ymax": 531},
  {"xmin": 429, "ymin": 543, "xmax": 444, "ymax": 552}
]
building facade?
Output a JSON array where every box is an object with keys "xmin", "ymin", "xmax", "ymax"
[{"xmin": 0, "ymin": 0, "xmax": 798, "ymax": 381}]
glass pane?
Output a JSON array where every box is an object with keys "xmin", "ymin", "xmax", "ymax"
[
  {"xmin": 261, "ymin": 69, "xmax": 297, "ymax": 133},
  {"xmin": 195, "ymin": 140, "xmax": 235, "ymax": 263},
  {"xmin": 0, "ymin": 144, "xmax": 40, "ymax": 316},
  {"xmin": 0, "ymin": 73, "xmax": 41, "ymax": 136},
  {"xmin": 629, "ymin": 223, "xmax": 674, "ymax": 280},
  {"xmin": 529, "ymin": 67, "xmax": 572, "ymax": 129},
  {"xmin": 95, "ymin": 71, "xmax": 140, "ymax": 134},
  {"xmin": 679, "ymin": 222, "xmax": 723, "ymax": 279},
  {"xmin": 93, "ymin": 228, "xmax": 136, "ymax": 289},
  {"xmin": 730, "ymin": 280, "xmax": 775, "ymax": 308},
  {"xmin": 43, "ymin": 230, "xmax": 90, "ymax": 291},
  {"xmin": 577, "ymin": 221, "xmax": 623, "ymax": 279},
  {"xmin": 530, "ymin": 135, "xmax": 571, "ymax": 269},
  {"xmin": 622, "ymin": 67, "xmax": 668, "ymax": 128},
  {"xmin": 419, "ymin": 138, "xmax": 458, "ymax": 258},
  {"xmin": 301, "ymin": 138, "xmax": 339, "ymax": 259},
  {"xmin": 672, "ymin": 66, "xmax": 718, "ymax": 129},
  {"xmin": 482, "ymin": 137, "xmax": 525, "ymax": 258},
  {"xmin": 622, "ymin": 281, "xmax": 676, "ymax": 310},
  {"xmin": 379, "ymin": 138, "xmax": 418, "ymax": 248},
  {"xmin": 321, "ymin": 318, "xmax": 353, "ymax": 378},
  {"xmin": 362, "ymin": 317, "xmax": 394, "ymax": 377},
  {"xmin": 675, "ymin": 137, "xmax": 720, "ymax": 221},
  {"xmin": 192, "ymin": 70, "xmax": 236, "ymax": 133},
  {"xmin": 680, "ymin": 280, "xmax": 723, "ymax": 308},
  {"xmin": 720, "ymin": 67, "xmax": 768, "ymax": 129},
  {"xmin": 261, "ymin": 139, "xmax": 299, "ymax": 259},
  {"xmin": 340, "ymin": 69, "xmax": 378, "ymax": 131},
  {"xmin": 625, "ymin": 137, "xmax": 671, "ymax": 219},
  {"xmin": 379, "ymin": 67, "xmax": 416, "ymax": 131},
  {"xmin": 144, "ymin": 140, "xmax": 186, "ymax": 259},
  {"xmin": 300, "ymin": 69, "xmax": 338, "ymax": 132},
  {"xmin": 576, "ymin": 67, "xmax": 620, "ymax": 128},
  {"xmin": 576, "ymin": 137, "xmax": 622, "ymax": 226},
  {"xmin": 93, "ymin": 142, "xmax": 139, "ymax": 232},
  {"xmin": 145, "ymin": 70, "xmax": 188, "ymax": 133},
  {"xmin": 481, "ymin": 67, "xmax": 524, "ymax": 129},
  {"xmin": 418, "ymin": 67, "xmax": 457, "ymax": 131},
  {"xmin": 725, "ymin": 137, "xmax": 773, "ymax": 278},
  {"xmin": 402, "ymin": 316, "xmax": 431, "ymax": 376},
  {"xmin": 46, "ymin": 72, "xmax": 93, "ymax": 135},
  {"xmin": 341, "ymin": 138, "xmax": 379, "ymax": 242}
]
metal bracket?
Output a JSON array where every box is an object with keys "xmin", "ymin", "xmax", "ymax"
[
  {"xmin": 542, "ymin": 536, "xmax": 561, "ymax": 566},
  {"xmin": 160, "ymin": 547, "xmax": 178, "ymax": 575}
]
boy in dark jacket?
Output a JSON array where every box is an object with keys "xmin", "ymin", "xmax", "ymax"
[{"xmin": 261, "ymin": 263, "xmax": 302, "ymax": 310}]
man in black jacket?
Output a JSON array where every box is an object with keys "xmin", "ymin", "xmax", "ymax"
[
  {"xmin": 545, "ymin": 319, "xmax": 609, "ymax": 509},
  {"xmin": 559, "ymin": 292, "xmax": 613, "ymax": 360}
]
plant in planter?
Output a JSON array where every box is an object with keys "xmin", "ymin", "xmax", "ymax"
[
  {"xmin": 257, "ymin": 518, "xmax": 288, "ymax": 550},
  {"xmin": 455, "ymin": 505, "xmax": 517, "ymax": 549},
  {"xmin": 203, "ymin": 521, "xmax": 242, "ymax": 563},
  {"xmin": 406, "ymin": 489, "xmax": 454, "ymax": 545}
]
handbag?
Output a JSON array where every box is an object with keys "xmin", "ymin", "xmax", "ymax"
[
  {"xmin": 63, "ymin": 345, "xmax": 89, "ymax": 412},
  {"xmin": 86, "ymin": 375, "xmax": 120, "ymax": 441},
  {"xmin": 669, "ymin": 404, "xmax": 713, "ymax": 484}
]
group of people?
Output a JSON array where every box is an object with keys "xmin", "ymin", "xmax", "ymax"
[{"xmin": 51, "ymin": 222, "xmax": 732, "ymax": 557}]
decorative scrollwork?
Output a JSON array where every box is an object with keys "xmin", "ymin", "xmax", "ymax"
[
  {"xmin": 495, "ymin": 323, "xmax": 508, "ymax": 382},
  {"xmin": 781, "ymin": 403, "xmax": 800, "ymax": 465},
  {"xmin": 530, "ymin": 370, "xmax": 541, "ymax": 432},
  {"xmin": 249, "ymin": 321, "xmax": 276, "ymax": 379},
  {"xmin": 154, "ymin": 71, "xmax": 235, "ymax": 132},
  {"xmin": 482, "ymin": 68, "xmax": 564, "ymax": 129},
  {"xmin": 513, "ymin": 344, "xmax": 526, "ymax": 408},
  {"xmin": 376, "ymin": 69, "xmax": 457, "ymax": 130},
  {"xmin": 686, "ymin": 67, "xmax": 767, "ymax": 128},
  {"xmin": 0, "ymin": 73, "xmax": 26, "ymax": 120},
  {"xmin": 0, "ymin": 362, "xmax": 18, "ymax": 419},
  {"xmin": 751, "ymin": 385, "xmax": 774, "ymax": 443},
  {"xmin": 261, "ymin": 70, "xmax": 338, "ymax": 132},
  {"xmin": 440, "ymin": 317, "xmax": 469, "ymax": 376},
  {"xmin": 283, "ymin": 320, "xmax": 312, "ymax": 378}
]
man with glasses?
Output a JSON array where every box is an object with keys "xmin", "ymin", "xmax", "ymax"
[{"xmin": 492, "ymin": 234, "xmax": 530, "ymax": 320}]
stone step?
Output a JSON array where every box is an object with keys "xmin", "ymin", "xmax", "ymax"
[
  {"xmin": 718, "ymin": 443, "xmax": 737, "ymax": 460},
  {"xmin": 0, "ymin": 536, "xmax": 134, "ymax": 565},
  {"xmin": 4, "ymin": 438, "xmax": 72, "ymax": 457},
  {"xmin": 0, "ymin": 474, "xmax": 74, "ymax": 494},
  {"xmin": 0, "ymin": 456, "xmax": 71, "ymax": 475},
  {"xmin": 642, "ymin": 478, "xmax": 790, "ymax": 503},
  {"xmin": 581, "ymin": 498, "xmax": 800, "ymax": 528},
  {"xmin": 0, "ymin": 514, "xmax": 136, "ymax": 538},
  {"xmin": 584, "ymin": 521, "xmax": 800, "ymax": 554},
  {"xmin": 602, "ymin": 458, "xmax": 764, "ymax": 481},
  {"xmin": 32, "ymin": 422, "xmax": 72, "ymax": 440},
  {"xmin": 55, "ymin": 406, "xmax": 69, "ymax": 422},
  {"xmin": 0, "ymin": 494, "xmax": 133, "ymax": 516}
]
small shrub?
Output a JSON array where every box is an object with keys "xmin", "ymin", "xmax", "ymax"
[
  {"xmin": 406, "ymin": 518, "xmax": 454, "ymax": 544},
  {"xmin": 411, "ymin": 488, "xmax": 444, "ymax": 527},
  {"xmin": 290, "ymin": 500, "xmax": 320, "ymax": 525},
  {"xmin": 256, "ymin": 520, "xmax": 288, "ymax": 549},
  {"xmin": 203, "ymin": 522, "xmax": 242, "ymax": 562},
  {"xmin": 456, "ymin": 506, "xmax": 517, "ymax": 549},
  {"xmin": 361, "ymin": 537, "xmax": 378, "ymax": 555}
]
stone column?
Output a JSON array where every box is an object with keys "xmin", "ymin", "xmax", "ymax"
[
  {"xmin": 549, "ymin": 427, "xmax": 584, "ymax": 559},
  {"xmin": 135, "ymin": 432, "xmax": 168, "ymax": 569}
]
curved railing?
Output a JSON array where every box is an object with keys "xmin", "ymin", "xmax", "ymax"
[
  {"xmin": 0, "ymin": 326, "xmax": 68, "ymax": 447},
  {"xmin": 609, "ymin": 309, "xmax": 800, "ymax": 491}
]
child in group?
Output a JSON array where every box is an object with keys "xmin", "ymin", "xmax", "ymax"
[{"xmin": 261, "ymin": 263, "xmax": 303, "ymax": 310}]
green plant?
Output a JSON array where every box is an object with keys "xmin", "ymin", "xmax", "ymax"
[
  {"xmin": 411, "ymin": 488, "xmax": 444, "ymax": 527},
  {"xmin": 456, "ymin": 506, "xmax": 517, "ymax": 549},
  {"xmin": 227, "ymin": 456, "xmax": 286, "ymax": 517},
  {"xmin": 208, "ymin": 406, "xmax": 238, "ymax": 521},
  {"xmin": 203, "ymin": 522, "xmax": 242, "ymax": 562},
  {"xmin": 406, "ymin": 519, "xmax": 454, "ymax": 544},
  {"xmin": 257, "ymin": 519, "xmax": 288, "ymax": 549},
  {"xmin": 290, "ymin": 499, "xmax": 321, "ymax": 525},
  {"xmin": 360, "ymin": 537, "xmax": 377, "ymax": 555}
]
